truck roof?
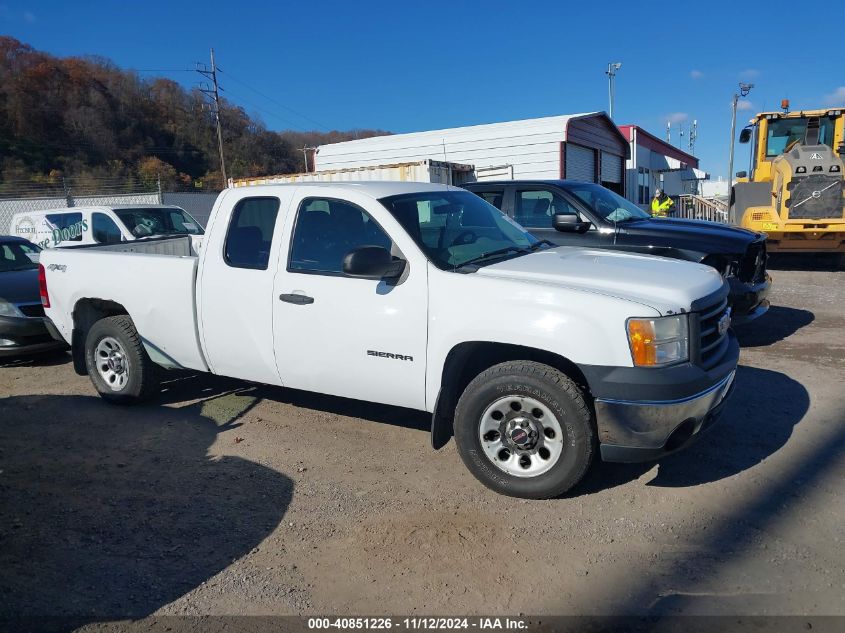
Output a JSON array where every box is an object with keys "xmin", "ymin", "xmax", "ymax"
[{"xmin": 227, "ymin": 181, "xmax": 458, "ymax": 199}]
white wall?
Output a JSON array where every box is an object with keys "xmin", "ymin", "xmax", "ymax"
[{"xmin": 315, "ymin": 115, "xmax": 594, "ymax": 180}]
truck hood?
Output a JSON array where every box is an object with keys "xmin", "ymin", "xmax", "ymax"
[
  {"xmin": 619, "ymin": 217, "xmax": 763, "ymax": 255},
  {"xmin": 477, "ymin": 247, "xmax": 724, "ymax": 314}
]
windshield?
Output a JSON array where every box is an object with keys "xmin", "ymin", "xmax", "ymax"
[
  {"xmin": 0, "ymin": 240, "xmax": 40, "ymax": 272},
  {"xmin": 379, "ymin": 190, "xmax": 539, "ymax": 270},
  {"xmin": 565, "ymin": 183, "xmax": 651, "ymax": 222},
  {"xmin": 766, "ymin": 116, "xmax": 838, "ymax": 157},
  {"xmin": 112, "ymin": 207, "xmax": 204, "ymax": 238}
]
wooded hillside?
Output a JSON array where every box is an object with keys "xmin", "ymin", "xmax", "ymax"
[{"xmin": 0, "ymin": 37, "xmax": 388, "ymax": 193}]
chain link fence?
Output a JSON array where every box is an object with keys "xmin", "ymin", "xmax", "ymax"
[{"xmin": 0, "ymin": 179, "xmax": 222, "ymax": 234}]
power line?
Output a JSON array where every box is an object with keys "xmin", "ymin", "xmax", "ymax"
[{"xmin": 218, "ymin": 69, "xmax": 330, "ymax": 131}]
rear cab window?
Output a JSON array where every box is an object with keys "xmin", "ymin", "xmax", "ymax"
[{"xmin": 224, "ymin": 197, "xmax": 281, "ymax": 270}]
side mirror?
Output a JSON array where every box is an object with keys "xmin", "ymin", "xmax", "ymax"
[
  {"xmin": 342, "ymin": 246, "xmax": 406, "ymax": 280},
  {"xmin": 739, "ymin": 128, "xmax": 752, "ymax": 144},
  {"xmin": 735, "ymin": 171, "xmax": 748, "ymax": 179},
  {"xmin": 553, "ymin": 213, "xmax": 591, "ymax": 234}
]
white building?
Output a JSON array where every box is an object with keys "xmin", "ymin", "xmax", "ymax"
[
  {"xmin": 617, "ymin": 125, "xmax": 709, "ymax": 208},
  {"xmin": 315, "ymin": 112, "xmax": 630, "ymax": 196},
  {"xmin": 313, "ymin": 113, "xmax": 710, "ymax": 206}
]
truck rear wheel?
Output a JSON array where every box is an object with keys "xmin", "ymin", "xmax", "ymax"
[
  {"xmin": 84, "ymin": 315, "xmax": 160, "ymax": 404},
  {"xmin": 453, "ymin": 361, "xmax": 595, "ymax": 499}
]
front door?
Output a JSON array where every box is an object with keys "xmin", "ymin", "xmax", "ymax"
[
  {"xmin": 511, "ymin": 186, "xmax": 606, "ymax": 249},
  {"xmin": 272, "ymin": 192, "xmax": 428, "ymax": 410}
]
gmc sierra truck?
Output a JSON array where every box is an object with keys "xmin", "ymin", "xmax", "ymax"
[{"xmin": 39, "ymin": 182, "xmax": 738, "ymax": 499}]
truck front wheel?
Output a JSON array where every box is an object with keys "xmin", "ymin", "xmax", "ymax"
[
  {"xmin": 454, "ymin": 361, "xmax": 595, "ymax": 499},
  {"xmin": 84, "ymin": 315, "xmax": 160, "ymax": 404}
]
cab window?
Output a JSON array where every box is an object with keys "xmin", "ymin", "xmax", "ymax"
[
  {"xmin": 224, "ymin": 197, "xmax": 280, "ymax": 270},
  {"xmin": 473, "ymin": 189, "xmax": 505, "ymax": 210},
  {"xmin": 289, "ymin": 198, "xmax": 392, "ymax": 275},
  {"xmin": 514, "ymin": 190, "xmax": 578, "ymax": 228},
  {"xmin": 92, "ymin": 213, "xmax": 123, "ymax": 244}
]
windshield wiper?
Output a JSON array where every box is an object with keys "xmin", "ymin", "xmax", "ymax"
[
  {"xmin": 529, "ymin": 239, "xmax": 556, "ymax": 250},
  {"xmin": 455, "ymin": 246, "xmax": 531, "ymax": 271}
]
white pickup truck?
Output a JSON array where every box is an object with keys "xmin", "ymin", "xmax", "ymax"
[{"xmin": 39, "ymin": 182, "xmax": 738, "ymax": 499}]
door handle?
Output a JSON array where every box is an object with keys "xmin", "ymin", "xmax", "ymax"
[{"xmin": 279, "ymin": 293, "xmax": 314, "ymax": 305}]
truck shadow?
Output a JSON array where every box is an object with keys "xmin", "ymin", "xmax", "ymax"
[
  {"xmin": 0, "ymin": 394, "xmax": 294, "ymax": 621},
  {"xmin": 734, "ymin": 306, "xmax": 814, "ymax": 348},
  {"xmin": 153, "ymin": 371, "xmax": 430, "ymax": 434},
  {"xmin": 573, "ymin": 365, "xmax": 809, "ymax": 495},
  {"xmin": 0, "ymin": 348, "xmax": 71, "ymax": 369}
]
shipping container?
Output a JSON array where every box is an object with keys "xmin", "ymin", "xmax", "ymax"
[{"xmin": 229, "ymin": 160, "xmax": 475, "ymax": 188}]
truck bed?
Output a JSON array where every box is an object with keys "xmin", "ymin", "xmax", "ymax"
[{"xmin": 41, "ymin": 237, "xmax": 208, "ymax": 372}]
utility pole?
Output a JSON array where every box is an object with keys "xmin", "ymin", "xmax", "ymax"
[
  {"xmin": 666, "ymin": 121, "xmax": 671, "ymax": 143},
  {"xmin": 727, "ymin": 82, "xmax": 754, "ymax": 223},
  {"xmin": 197, "ymin": 49, "xmax": 227, "ymax": 188},
  {"xmin": 605, "ymin": 62, "xmax": 622, "ymax": 120},
  {"xmin": 301, "ymin": 147, "xmax": 318, "ymax": 173}
]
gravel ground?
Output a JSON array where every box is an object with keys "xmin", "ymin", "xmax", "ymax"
[{"xmin": 1, "ymin": 264, "xmax": 843, "ymax": 622}]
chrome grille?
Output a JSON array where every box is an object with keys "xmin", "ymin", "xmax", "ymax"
[{"xmin": 697, "ymin": 297, "xmax": 730, "ymax": 369}]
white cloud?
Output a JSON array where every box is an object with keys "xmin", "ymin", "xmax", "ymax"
[
  {"xmin": 666, "ymin": 112, "xmax": 689, "ymax": 124},
  {"xmin": 690, "ymin": 70, "xmax": 704, "ymax": 79},
  {"xmin": 739, "ymin": 69, "xmax": 760, "ymax": 80},
  {"xmin": 736, "ymin": 100, "xmax": 755, "ymax": 111},
  {"xmin": 824, "ymin": 86, "xmax": 845, "ymax": 106}
]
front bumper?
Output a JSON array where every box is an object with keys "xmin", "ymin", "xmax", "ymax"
[
  {"xmin": 0, "ymin": 314, "xmax": 67, "ymax": 357},
  {"xmin": 596, "ymin": 370, "xmax": 735, "ymax": 462},
  {"xmin": 581, "ymin": 331, "xmax": 739, "ymax": 463},
  {"xmin": 728, "ymin": 274, "xmax": 771, "ymax": 323}
]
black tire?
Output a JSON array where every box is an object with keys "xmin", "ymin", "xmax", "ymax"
[
  {"xmin": 84, "ymin": 315, "xmax": 160, "ymax": 404},
  {"xmin": 453, "ymin": 361, "xmax": 595, "ymax": 499}
]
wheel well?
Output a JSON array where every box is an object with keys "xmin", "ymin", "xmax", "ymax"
[
  {"xmin": 70, "ymin": 299, "xmax": 129, "ymax": 375},
  {"xmin": 431, "ymin": 341, "xmax": 592, "ymax": 449}
]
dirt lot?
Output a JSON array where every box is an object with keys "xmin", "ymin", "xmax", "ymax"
[{"xmin": 1, "ymin": 262, "xmax": 844, "ymax": 621}]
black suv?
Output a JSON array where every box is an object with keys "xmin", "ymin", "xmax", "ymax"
[{"xmin": 464, "ymin": 180, "xmax": 770, "ymax": 323}]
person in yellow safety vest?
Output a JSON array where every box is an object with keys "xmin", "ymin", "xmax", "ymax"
[{"xmin": 650, "ymin": 188, "xmax": 675, "ymax": 217}]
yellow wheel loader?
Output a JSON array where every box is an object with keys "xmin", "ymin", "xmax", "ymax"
[{"xmin": 732, "ymin": 105, "xmax": 845, "ymax": 255}]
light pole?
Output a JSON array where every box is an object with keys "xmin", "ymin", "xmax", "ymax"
[
  {"xmin": 606, "ymin": 62, "xmax": 622, "ymax": 120},
  {"xmin": 728, "ymin": 82, "xmax": 753, "ymax": 223}
]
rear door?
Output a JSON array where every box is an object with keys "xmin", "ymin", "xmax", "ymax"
[
  {"xmin": 197, "ymin": 189, "xmax": 297, "ymax": 385},
  {"xmin": 271, "ymin": 189, "xmax": 428, "ymax": 409}
]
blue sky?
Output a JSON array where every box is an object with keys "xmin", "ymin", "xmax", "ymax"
[{"xmin": 2, "ymin": 0, "xmax": 843, "ymax": 180}]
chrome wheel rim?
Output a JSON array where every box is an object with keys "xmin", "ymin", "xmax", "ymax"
[
  {"xmin": 479, "ymin": 395, "xmax": 564, "ymax": 478},
  {"xmin": 95, "ymin": 336, "xmax": 130, "ymax": 392}
]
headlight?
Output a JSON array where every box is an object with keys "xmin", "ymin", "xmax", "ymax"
[
  {"xmin": 627, "ymin": 315, "xmax": 689, "ymax": 367},
  {"xmin": 0, "ymin": 298, "xmax": 24, "ymax": 318}
]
